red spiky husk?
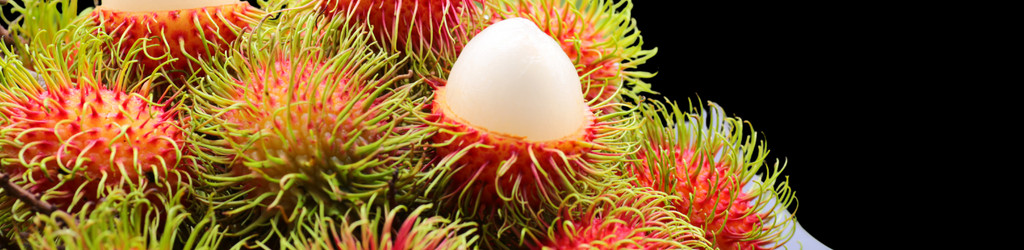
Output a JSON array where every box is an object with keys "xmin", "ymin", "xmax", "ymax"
[
  {"xmin": 92, "ymin": 2, "xmax": 263, "ymax": 83},
  {"xmin": 319, "ymin": 0, "xmax": 476, "ymax": 53},
  {"xmin": 0, "ymin": 84, "xmax": 190, "ymax": 214},
  {"xmin": 631, "ymin": 141, "xmax": 774, "ymax": 250}
]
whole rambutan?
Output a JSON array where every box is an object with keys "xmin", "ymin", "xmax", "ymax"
[
  {"xmin": 624, "ymin": 99, "xmax": 797, "ymax": 250},
  {"xmin": 17, "ymin": 188, "xmax": 224, "ymax": 250},
  {"xmin": 286, "ymin": 194, "xmax": 478, "ymax": 250},
  {"xmin": 188, "ymin": 12, "xmax": 433, "ymax": 240},
  {"xmin": 0, "ymin": 24, "xmax": 193, "ymax": 238},
  {"xmin": 91, "ymin": 0, "xmax": 266, "ymax": 85},
  {"xmin": 487, "ymin": 0, "xmax": 658, "ymax": 114},
  {"xmin": 531, "ymin": 187, "xmax": 712, "ymax": 250},
  {"xmin": 423, "ymin": 17, "xmax": 638, "ymax": 248},
  {"xmin": 316, "ymin": 0, "xmax": 479, "ymax": 54}
]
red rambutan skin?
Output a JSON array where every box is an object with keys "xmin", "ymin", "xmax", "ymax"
[
  {"xmin": 0, "ymin": 85, "xmax": 189, "ymax": 213},
  {"xmin": 319, "ymin": 0, "xmax": 475, "ymax": 53},
  {"xmin": 632, "ymin": 145, "xmax": 773, "ymax": 250},
  {"xmin": 92, "ymin": 3, "xmax": 262, "ymax": 83},
  {"xmin": 427, "ymin": 79, "xmax": 608, "ymax": 220}
]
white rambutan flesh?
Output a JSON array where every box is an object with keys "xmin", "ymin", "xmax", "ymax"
[{"xmin": 444, "ymin": 17, "xmax": 587, "ymax": 142}]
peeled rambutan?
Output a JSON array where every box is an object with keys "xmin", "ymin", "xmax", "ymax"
[
  {"xmin": 487, "ymin": 0, "xmax": 657, "ymax": 114},
  {"xmin": 423, "ymin": 17, "xmax": 637, "ymax": 248},
  {"xmin": 625, "ymin": 99, "xmax": 797, "ymax": 250},
  {"xmin": 531, "ymin": 187, "xmax": 712, "ymax": 250},
  {"xmin": 188, "ymin": 12, "xmax": 433, "ymax": 239},
  {"xmin": 0, "ymin": 25, "xmax": 193, "ymax": 237},
  {"xmin": 91, "ymin": 0, "xmax": 266, "ymax": 84}
]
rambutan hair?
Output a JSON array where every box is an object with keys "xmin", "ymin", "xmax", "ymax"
[
  {"xmin": 625, "ymin": 98, "xmax": 797, "ymax": 250},
  {"xmin": 530, "ymin": 186, "xmax": 712, "ymax": 250},
  {"xmin": 187, "ymin": 11, "xmax": 434, "ymax": 242},
  {"xmin": 0, "ymin": 22, "xmax": 195, "ymax": 238},
  {"xmin": 17, "ymin": 188, "xmax": 225, "ymax": 250},
  {"xmin": 487, "ymin": 0, "xmax": 658, "ymax": 114},
  {"xmin": 286, "ymin": 194, "xmax": 479, "ymax": 250}
]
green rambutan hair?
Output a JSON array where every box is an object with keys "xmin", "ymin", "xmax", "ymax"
[
  {"xmin": 625, "ymin": 98, "xmax": 797, "ymax": 250},
  {"xmin": 284, "ymin": 194, "xmax": 479, "ymax": 250},
  {"xmin": 16, "ymin": 188, "xmax": 225, "ymax": 250},
  {"xmin": 187, "ymin": 10, "xmax": 435, "ymax": 242}
]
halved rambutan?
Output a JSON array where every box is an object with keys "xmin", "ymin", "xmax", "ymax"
[
  {"xmin": 487, "ymin": 0, "xmax": 657, "ymax": 114},
  {"xmin": 625, "ymin": 99, "xmax": 797, "ymax": 250},
  {"xmin": 423, "ymin": 17, "xmax": 637, "ymax": 248},
  {"xmin": 91, "ymin": 0, "xmax": 265, "ymax": 84},
  {"xmin": 0, "ymin": 24, "xmax": 193, "ymax": 237},
  {"xmin": 188, "ymin": 12, "xmax": 433, "ymax": 239},
  {"xmin": 531, "ymin": 187, "xmax": 712, "ymax": 250}
]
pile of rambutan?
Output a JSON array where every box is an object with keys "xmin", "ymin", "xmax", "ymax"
[{"xmin": 0, "ymin": 0, "xmax": 822, "ymax": 249}]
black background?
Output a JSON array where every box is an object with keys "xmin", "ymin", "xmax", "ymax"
[{"xmin": 0, "ymin": 0, "xmax": 914, "ymax": 248}]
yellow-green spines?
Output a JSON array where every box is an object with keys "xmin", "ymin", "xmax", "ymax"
[{"xmin": 187, "ymin": 11, "xmax": 434, "ymax": 241}]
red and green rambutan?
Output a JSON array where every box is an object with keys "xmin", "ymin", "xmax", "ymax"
[
  {"xmin": 1, "ymin": 0, "xmax": 92, "ymax": 71},
  {"xmin": 625, "ymin": 99, "xmax": 797, "ymax": 250},
  {"xmin": 531, "ymin": 187, "xmax": 712, "ymax": 250},
  {"xmin": 314, "ymin": 0, "xmax": 480, "ymax": 55},
  {"xmin": 487, "ymin": 0, "xmax": 658, "ymax": 114},
  {"xmin": 421, "ymin": 17, "xmax": 639, "ymax": 248},
  {"xmin": 187, "ymin": 11, "xmax": 434, "ymax": 241},
  {"xmin": 286, "ymin": 194, "xmax": 478, "ymax": 250},
  {"xmin": 0, "ymin": 23, "xmax": 194, "ymax": 238},
  {"xmin": 91, "ymin": 0, "xmax": 267, "ymax": 85}
]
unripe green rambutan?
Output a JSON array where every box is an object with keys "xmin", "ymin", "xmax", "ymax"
[
  {"xmin": 0, "ymin": 23, "xmax": 194, "ymax": 238},
  {"xmin": 487, "ymin": 0, "xmax": 658, "ymax": 114},
  {"xmin": 188, "ymin": 12, "xmax": 434, "ymax": 239},
  {"xmin": 531, "ymin": 187, "xmax": 712, "ymax": 250},
  {"xmin": 422, "ymin": 17, "xmax": 639, "ymax": 249},
  {"xmin": 286, "ymin": 194, "xmax": 478, "ymax": 250},
  {"xmin": 17, "ymin": 188, "xmax": 225, "ymax": 250},
  {"xmin": 625, "ymin": 99, "xmax": 797, "ymax": 250}
]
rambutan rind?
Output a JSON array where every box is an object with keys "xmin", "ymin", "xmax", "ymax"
[
  {"xmin": 625, "ymin": 99, "xmax": 797, "ymax": 250},
  {"xmin": 188, "ymin": 12, "xmax": 434, "ymax": 240},
  {"xmin": 423, "ymin": 78, "xmax": 639, "ymax": 248}
]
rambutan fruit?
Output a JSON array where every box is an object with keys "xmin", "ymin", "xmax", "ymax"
[
  {"xmin": 17, "ymin": 188, "xmax": 225, "ymax": 250},
  {"xmin": 2, "ymin": 0, "xmax": 92, "ymax": 71},
  {"xmin": 315, "ymin": 0, "xmax": 479, "ymax": 55},
  {"xmin": 188, "ymin": 12, "xmax": 434, "ymax": 239},
  {"xmin": 286, "ymin": 194, "xmax": 479, "ymax": 250},
  {"xmin": 423, "ymin": 17, "xmax": 638, "ymax": 248},
  {"xmin": 0, "ymin": 24, "xmax": 194, "ymax": 238},
  {"xmin": 91, "ymin": 0, "xmax": 266, "ymax": 84},
  {"xmin": 531, "ymin": 187, "xmax": 712, "ymax": 250},
  {"xmin": 486, "ymin": 0, "xmax": 658, "ymax": 115},
  {"xmin": 624, "ymin": 99, "xmax": 797, "ymax": 250}
]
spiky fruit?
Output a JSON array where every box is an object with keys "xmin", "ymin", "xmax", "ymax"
[
  {"xmin": 487, "ymin": 0, "xmax": 658, "ymax": 114},
  {"xmin": 531, "ymin": 187, "xmax": 712, "ymax": 250},
  {"xmin": 189, "ymin": 12, "xmax": 433, "ymax": 239},
  {"xmin": 317, "ymin": 0, "xmax": 478, "ymax": 54},
  {"xmin": 2, "ymin": 0, "xmax": 92, "ymax": 71},
  {"xmin": 18, "ymin": 188, "xmax": 224, "ymax": 250},
  {"xmin": 0, "ymin": 24, "xmax": 192, "ymax": 237},
  {"xmin": 625, "ymin": 99, "xmax": 796, "ymax": 250},
  {"xmin": 424, "ymin": 17, "xmax": 637, "ymax": 248},
  {"xmin": 287, "ymin": 195, "xmax": 478, "ymax": 250},
  {"xmin": 91, "ymin": 0, "xmax": 265, "ymax": 84}
]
